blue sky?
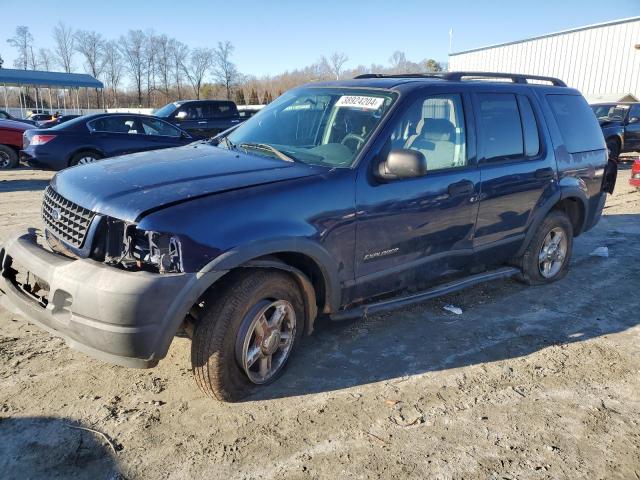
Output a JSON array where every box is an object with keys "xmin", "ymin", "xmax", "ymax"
[{"xmin": 1, "ymin": 0, "xmax": 638, "ymax": 76}]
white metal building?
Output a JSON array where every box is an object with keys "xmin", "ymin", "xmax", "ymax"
[{"xmin": 448, "ymin": 17, "xmax": 640, "ymax": 102}]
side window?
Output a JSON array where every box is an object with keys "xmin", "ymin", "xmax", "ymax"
[
  {"xmin": 517, "ymin": 95, "xmax": 540, "ymax": 157},
  {"xmin": 211, "ymin": 103, "xmax": 232, "ymax": 118},
  {"xmin": 387, "ymin": 93, "xmax": 467, "ymax": 171},
  {"xmin": 547, "ymin": 94, "xmax": 604, "ymax": 153},
  {"xmin": 176, "ymin": 105, "xmax": 204, "ymax": 120},
  {"xmin": 140, "ymin": 118, "xmax": 182, "ymax": 137},
  {"xmin": 477, "ymin": 93, "xmax": 523, "ymax": 161},
  {"xmin": 89, "ymin": 116, "xmax": 139, "ymax": 134}
]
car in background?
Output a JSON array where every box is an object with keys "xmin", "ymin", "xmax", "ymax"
[
  {"xmin": 155, "ymin": 99, "xmax": 241, "ymax": 139},
  {"xmin": 0, "ymin": 110, "xmax": 36, "ymax": 126},
  {"xmin": 0, "ymin": 119, "xmax": 34, "ymax": 169},
  {"xmin": 21, "ymin": 113, "xmax": 193, "ymax": 170},
  {"xmin": 38, "ymin": 114, "xmax": 82, "ymax": 128},
  {"xmin": 591, "ymin": 102, "xmax": 640, "ymax": 160},
  {"xmin": 631, "ymin": 159, "xmax": 640, "ymax": 189}
]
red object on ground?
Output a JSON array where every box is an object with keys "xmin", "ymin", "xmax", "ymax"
[{"xmin": 630, "ymin": 159, "xmax": 640, "ymax": 188}]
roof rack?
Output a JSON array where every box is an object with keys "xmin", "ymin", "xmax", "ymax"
[{"xmin": 354, "ymin": 71, "xmax": 567, "ymax": 87}]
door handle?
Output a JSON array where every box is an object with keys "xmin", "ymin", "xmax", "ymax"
[
  {"xmin": 447, "ymin": 180, "xmax": 474, "ymax": 196},
  {"xmin": 197, "ymin": 121, "xmax": 207, "ymax": 124},
  {"xmin": 535, "ymin": 168, "xmax": 554, "ymax": 180}
]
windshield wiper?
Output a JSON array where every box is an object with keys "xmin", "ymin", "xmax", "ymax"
[{"xmin": 237, "ymin": 143, "xmax": 296, "ymax": 163}]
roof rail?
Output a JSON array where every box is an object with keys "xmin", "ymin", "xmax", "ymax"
[{"xmin": 353, "ymin": 71, "xmax": 567, "ymax": 87}]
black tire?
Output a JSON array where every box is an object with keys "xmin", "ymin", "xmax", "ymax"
[
  {"xmin": 518, "ymin": 210, "xmax": 573, "ymax": 286},
  {"xmin": 69, "ymin": 150, "xmax": 102, "ymax": 167},
  {"xmin": 606, "ymin": 138, "xmax": 620, "ymax": 162},
  {"xmin": 0, "ymin": 145, "xmax": 19, "ymax": 169},
  {"xmin": 191, "ymin": 269, "xmax": 305, "ymax": 402}
]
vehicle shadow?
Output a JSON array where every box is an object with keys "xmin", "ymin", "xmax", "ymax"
[
  {"xmin": 0, "ymin": 416, "xmax": 122, "ymax": 479},
  {"xmin": 0, "ymin": 179, "xmax": 50, "ymax": 193},
  {"xmin": 248, "ymin": 213, "xmax": 640, "ymax": 401}
]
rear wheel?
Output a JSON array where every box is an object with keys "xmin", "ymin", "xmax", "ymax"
[
  {"xmin": 69, "ymin": 150, "xmax": 102, "ymax": 166},
  {"xmin": 191, "ymin": 270, "xmax": 305, "ymax": 402},
  {"xmin": 519, "ymin": 210, "xmax": 573, "ymax": 285},
  {"xmin": 0, "ymin": 145, "xmax": 19, "ymax": 169}
]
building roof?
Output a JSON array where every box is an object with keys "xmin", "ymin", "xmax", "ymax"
[
  {"xmin": 450, "ymin": 16, "xmax": 640, "ymax": 56},
  {"xmin": 0, "ymin": 68, "xmax": 103, "ymax": 88}
]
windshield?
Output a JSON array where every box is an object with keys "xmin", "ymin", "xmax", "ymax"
[
  {"xmin": 154, "ymin": 102, "xmax": 179, "ymax": 118},
  {"xmin": 224, "ymin": 88, "xmax": 396, "ymax": 167},
  {"xmin": 591, "ymin": 104, "xmax": 629, "ymax": 121}
]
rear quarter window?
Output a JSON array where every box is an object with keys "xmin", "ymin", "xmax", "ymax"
[{"xmin": 547, "ymin": 94, "xmax": 604, "ymax": 153}]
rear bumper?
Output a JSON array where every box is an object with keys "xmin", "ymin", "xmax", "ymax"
[
  {"xmin": 20, "ymin": 149, "xmax": 65, "ymax": 170},
  {"xmin": 0, "ymin": 231, "xmax": 212, "ymax": 368}
]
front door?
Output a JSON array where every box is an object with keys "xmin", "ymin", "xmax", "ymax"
[{"xmin": 351, "ymin": 91, "xmax": 479, "ymax": 302}]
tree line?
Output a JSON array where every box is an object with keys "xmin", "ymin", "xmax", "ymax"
[{"xmin": 3, "ymin": 24, "xmax": 444, "ymax": 110}]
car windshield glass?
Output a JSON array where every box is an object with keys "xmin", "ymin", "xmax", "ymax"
[
  {"xmin": 224, "ymin": 88, "xmax": 396, "ymax": 168},
  {"xmin": 591, "ymin": 104, "xmax": 629, "ymax": 121},
  {"xmin": 154, "ymin": 102, "xmax": 179, "ymax": 117}
]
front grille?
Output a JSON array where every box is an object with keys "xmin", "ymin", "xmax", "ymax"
[{"xmin": 42, "ymin": 186, "xmax": 96, "ymax": 249}]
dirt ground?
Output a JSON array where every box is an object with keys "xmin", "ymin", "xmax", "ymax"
[{"xmin": 0, "ymin": 165, "xmax": 639, "ymax": 480}]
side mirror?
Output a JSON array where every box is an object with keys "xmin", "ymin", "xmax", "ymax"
[
  {"xmin": 627, "ymin": 116, "xmax": 639, "ymax": 124},
  {"xmin": 377, "ymin": 149, "xmax": 427, "ymax": 180},
  {"xmin": 175, "ymin": 111, "xmax": 187, "ymax": 120}
]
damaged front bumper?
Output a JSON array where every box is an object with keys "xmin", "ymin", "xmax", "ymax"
[{"xmin": 0, "ymin": 231, "xmax": 217, "ymax": 368}]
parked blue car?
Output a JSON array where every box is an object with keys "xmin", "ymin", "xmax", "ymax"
[{"xmin": 21, "ymin": 113, "xmax": 192, "ymax": 170}]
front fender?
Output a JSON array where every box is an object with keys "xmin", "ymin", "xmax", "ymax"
[{"xmin": 198, "ymin": 236, "xmax": 342, "ymax": 313}]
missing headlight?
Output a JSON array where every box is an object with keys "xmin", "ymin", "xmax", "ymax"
[{"xmin": 104, "ymin": 222, "xmax": 184, "ymax": 274}]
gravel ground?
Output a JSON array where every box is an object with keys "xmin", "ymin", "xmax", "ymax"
[{"xmin": 0, "ymin": 165, "xmax": 639, "ymax": 480}]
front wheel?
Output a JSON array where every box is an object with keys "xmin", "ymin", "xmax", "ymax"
[
  {"xmin": 191, "ymin": 270, "xmax": 305, "ymax": 402},
  {"xmin": 519, "ymin": 210, "xmax": 573, "ymax": 285}
]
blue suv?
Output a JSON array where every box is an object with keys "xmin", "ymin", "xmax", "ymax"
[{"xmin": 0, "ymin": 72, "xmax": 617, "ymax": 401}]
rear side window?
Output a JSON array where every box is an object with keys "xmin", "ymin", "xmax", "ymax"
[
  {"xmin": 547, "ymin": 94, "xmax": 604, "ymax": 153},
  {"xmin": 89, "ymin": 116, "xmax": 140, "ymax": 134},
  {"xmin": 517, "ymin": 96, "xmax": 540, "ymax": 157},
  {"xmin": 477, "ymin": 93, "xmax": 524, "ymax": 161}
]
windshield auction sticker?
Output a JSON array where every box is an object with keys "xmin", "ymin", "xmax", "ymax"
[{"xmin": 335, "ymin": 96, "xmax": 385, "ymax": 110}]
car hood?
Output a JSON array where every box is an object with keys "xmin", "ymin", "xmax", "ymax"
[{"xmin": 52, "ymin": 144, "xmax": 326, "ymax": 222}]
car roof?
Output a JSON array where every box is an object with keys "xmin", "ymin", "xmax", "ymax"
[
  {"xmin": 305, "ymin": 72, "xmax": 577, "ymax": 94},
  {"xmin": 0, "ymin": 119, "xmax": 34, "ymax": 131}
]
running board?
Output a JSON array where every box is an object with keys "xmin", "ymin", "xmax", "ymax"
[{"xmin": 330, "ymin": 266, "xmax": 520, "ymax": 321}]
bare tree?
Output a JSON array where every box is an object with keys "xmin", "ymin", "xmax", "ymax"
[
  {"xmin": 103, "ymin": 40, "xmax": 123, "ymax": 107},
  {"xmin": 143, "ymin": 31, "xmax": 159, "ymax": 107},
  {"xmin": 37, "ymin": 48, "xmax": 54, "ymax": 70},
  {"xmin": 212, "ymin": 41, "xmax": 238, "ymax": 100},
  {"xmin": 75, "ymin": 30, "xmax": 105, "ymax": 107},
  {"xmin": 119, "ymin": 30, "xmax": 146, "ymax": 106},
  {"xmin": 184, "ymin": 47, "xmax": 212, "ymax": 99},
  {"xmin": 327, "ymin": 52, "xmax": 348, "ymax": 80},
  {"xmin": 389, "ymin": 51, "xmax": 407, "ymax": 72},
  {"xmin": 52, "ymin": 22, "xmax": 75, "ymax": 73},
  {"xmin": 155, "ymin": 34, "xmax": 172, "ymax": 99},
  {"xmin": 6, "ymin": 26, "xmax": 33, "ymax": 70},
  {"xmin": 170, "ymin": 39, "xmax": 189, "ymax": 99}
]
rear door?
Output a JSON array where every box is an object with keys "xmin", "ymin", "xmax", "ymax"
[
  {"xmin": 207, "ymin": 102, "xmax": 241, "ymax": 136},
  {"xmin": 88, "ymin": 115, "xmax": 152, "ymax": 156},
  {"xmin": 473, "ymin": 90, "xmax": 556, "ymax": 258}
]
